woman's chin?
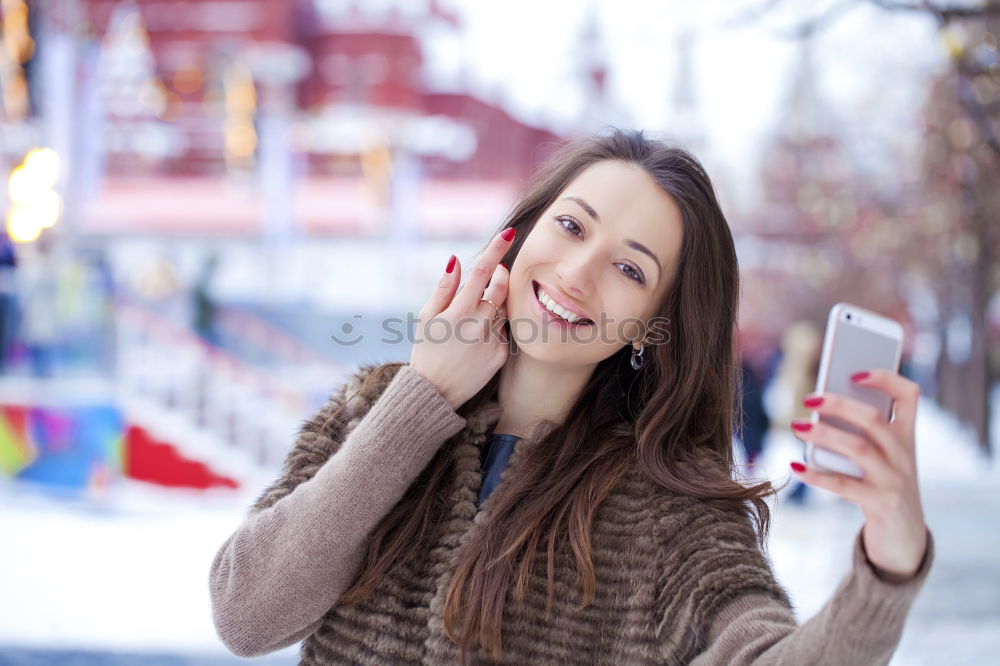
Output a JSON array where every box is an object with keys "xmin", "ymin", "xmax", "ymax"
[{"xmin": 508, "ymin": 338, "xmax": 598, "ymax": 366}]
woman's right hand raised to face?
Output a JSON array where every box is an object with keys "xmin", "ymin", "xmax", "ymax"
[{"xmin": 409, "ymin": 228, "xmax": 516, "ymax": 411}]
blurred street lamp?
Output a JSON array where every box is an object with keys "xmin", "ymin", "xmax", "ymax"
[
  {"xmin": 361, "ymin": 138, "xmax": 393, "ymax": 207},
  {"xmin": 5, "ymin": 147, "xmax": 62, "ymax": 243},
  {"xmin": 1, "ymin": 0, "xmax": 34, "ymax": 121},
  {"xmin": 223, "ymin": 62, "xmax": 257, "ymax": 170}
]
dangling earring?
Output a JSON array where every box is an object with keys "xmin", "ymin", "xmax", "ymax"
[{"xmin": 630, "ymin": 343, "xmax": 644, "ymax": 370}]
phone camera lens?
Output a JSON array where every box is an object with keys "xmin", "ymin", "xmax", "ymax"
[{"xmin": 846, "ymin": 313, "xmax": 852, "ymax": 320}]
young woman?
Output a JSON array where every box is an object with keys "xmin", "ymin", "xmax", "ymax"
[{"xmin": 210, "ymin": 129, "xmax": 933, "ymax": 665}]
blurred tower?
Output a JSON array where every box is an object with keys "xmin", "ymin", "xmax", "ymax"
[
  {"xmin": 576, "ymin": 2, "xmax": 627, "ymax": 132},
  {"xmin": 746, "ymin": 36, "xmax": 905, "ymax": 346},
  {"xmin": 753, "ymin": 38, "xmax": 850, "ymax": 246},
  {"xmin": 741, "ymin": 37, "xmax": 852, "ymax": 341},
  {"xmin": 668, "ymin": 29, "xmax": 705, "ymax": 155},
  {"xmin": 96, "ymin": 4, "xmax": 177, "ymax": 173},
  {"xmin": 779, "ymin": 42, "xmax": 829, "ymax": 135}
]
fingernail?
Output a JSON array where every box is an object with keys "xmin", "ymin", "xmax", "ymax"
[
  {"xmin": 501, "ymin": 262, "xmax": 509, "ymax": 271},
  {"xmin": 790, "ymin": 462, "xmax": 807, "ymax": 473},
  {"xmin": 501, "ymin": 228, "xmax": 516, "ymax": 241},
  {"xmin": 791, "ymin": 420, "xmax": 813, "ymax": 432},
  {"xmin": 446, "ymin": 254, "xmax": 456, "ymax": 274},
  {"xmin": 803, "ymin": 395, "xmax": 824, "ymax": 407},
  {"xmin": 851, "ymin": 371, "xmax": 870, "ymax": 382}
]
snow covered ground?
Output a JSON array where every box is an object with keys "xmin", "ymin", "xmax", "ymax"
[{"xmin": 1, "ymin": 393, "xmax": 998, "ymax": 665}]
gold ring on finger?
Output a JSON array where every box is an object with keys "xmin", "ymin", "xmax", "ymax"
[{"xmin": 480, "ymin": 298, "xmax": 504, "ymax": 322}]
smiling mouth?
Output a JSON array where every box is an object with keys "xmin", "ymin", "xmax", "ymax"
[{"xmin": 532, "ymin": 281, "xmax": 594, "ymax": 326}]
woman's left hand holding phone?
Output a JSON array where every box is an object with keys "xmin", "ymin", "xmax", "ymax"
[{"xmin": 788, "ymin": 370, "xmax": 929, "ymax": 581}]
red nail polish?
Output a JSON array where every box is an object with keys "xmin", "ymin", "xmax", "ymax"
[
  {"xmin": 446, "ymin": 254, "xmax": 456, "ymax": 274},
  {"xmin": 791, "ymin": 420, "xmax": 813, "ymax": 432},
  {"xmin": 803, "ymin": 395, "xmax": 824, "ymax": 407},
  {"xmin": 501, "ymin": 263, "xmax": 508, "ymax": 271},
  {"xmin": 501, "ymin": 228, "xmax": 516, "ymax": 241},
  {"xmin": 851, "ymin": 371, "xmax": 870, "ymax": 382},
  {"xmin": 790, "ymin": 462, "xmax": 806, "ymax": 473}
]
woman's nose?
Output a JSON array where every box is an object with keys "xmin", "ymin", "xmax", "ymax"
[{"xmin": 554, "ymin": 251, "xmax": 596, "ymax": 297}]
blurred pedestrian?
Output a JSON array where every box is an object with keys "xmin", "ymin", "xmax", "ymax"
[
  {"xmin": 770, "ymin": 320, "xmax": 821, "ymax": 504},
  {"xmin": 192, "ymin": 253, "xmax": 220, "ymax": 347},
  {"xmin": 737, "ymin": 356, "xmax": 771, "ymax": 476},
  {"xmin": 0, "ymin": 230, "xmax": 16, "ymax": 373},
  {"xmin": 17, "ymin": 242, "xmax": 60, "ymax": 378}
]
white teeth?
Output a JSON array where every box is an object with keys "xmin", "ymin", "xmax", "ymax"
[{"xmin": 537, "ymin": 287, "xmax": 584, "ymax": 324}]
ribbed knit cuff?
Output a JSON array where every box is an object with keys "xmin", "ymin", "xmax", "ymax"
[
  {"xmin": 853, "ymin": 524, "xmax": 934, "ymax": 588},
  {"xmin": 694, "ymin": 526, "xmax": 935, "ymax": 665},
  {"xmin": 825, "ymin": 525, "xmax": 934, "ymax": 640}
]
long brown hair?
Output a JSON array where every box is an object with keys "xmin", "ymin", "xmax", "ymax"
[{"xmin": 339, "ymin": 128, "xmax": 784, "ymax": 661}]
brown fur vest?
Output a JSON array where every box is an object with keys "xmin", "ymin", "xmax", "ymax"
[{"xmin": 252, "ymin": 361, "xmax": 792, "ymax": 665}]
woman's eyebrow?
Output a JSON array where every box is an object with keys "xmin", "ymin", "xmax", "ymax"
[
  {"xmin": 560, "ymin": 196, "xmax": 663, "ymax": 282},
  {"xmin": 562, "ymin": 196, "xmax": 601, "ymax": 223}
]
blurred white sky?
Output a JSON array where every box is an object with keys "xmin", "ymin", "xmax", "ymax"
[{"xmin": 421, "ymin": 0, "xmax": 946, "ymax": 207}]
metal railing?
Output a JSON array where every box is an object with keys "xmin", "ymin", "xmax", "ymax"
[{"xmin": 114, "ymin": 299, "xmax": 347, "ymax": 469}]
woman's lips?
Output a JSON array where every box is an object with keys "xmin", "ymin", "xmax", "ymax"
[
  {"xmin": 531, "ymin": 281, "xmax": 593, "ymax": 327},
  {"xmin": 532, "ymin": 280, "xmax": 593, "ymax": 322}
]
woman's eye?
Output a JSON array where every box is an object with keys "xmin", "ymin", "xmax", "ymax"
[
  {"xmin": 619, "ymin": 263, "xmax": 644, "ymax": 283},
  {"xmin": 555, "ymin": 216, "xmax": 645, "ymax": 285},
  {"xmin": 556, "ymin": 215, "xmax": 582, "ymax": 236}
]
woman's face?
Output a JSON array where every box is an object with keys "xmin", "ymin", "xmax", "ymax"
[{"xmin": 507, "ymin": 159, "xmax": 684, "ymax": 367}]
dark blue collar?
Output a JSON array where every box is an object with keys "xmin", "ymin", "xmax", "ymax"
[{"xmin": 478, "ymin": 433, "xmax": 521, "ymax": 510}]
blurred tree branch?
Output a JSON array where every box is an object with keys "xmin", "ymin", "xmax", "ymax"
[
  {"xmin": 870, "ymin": 1, "xmax": 1000, "ymax": 159},
  {"xmin": 728, "ymin": 0, "xmax": 1000, "ymax": 26},
  {"xmin": 721, "ymin": 0, "xmax": 862, "ymax": 38},
  {"xmin": 869, "ymin": 0, "xmax": 1000, "ymax": 21},
  {"xmin": 736, "ymin": 0, "xmax": 1000, "ymax": 156},
  {"xmin": 732, "ymin": 0, "xmax": 1000, "ymax": 453}
]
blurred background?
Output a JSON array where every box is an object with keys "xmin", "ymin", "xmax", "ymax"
[{"xmin": 0, "ymin": 0, "xmax": 998, "ymax": 664}]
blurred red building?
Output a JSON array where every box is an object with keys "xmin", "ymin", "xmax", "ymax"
[{"xmin": 81, "ymin": 0, "xmax": 560, "ymax": 182}]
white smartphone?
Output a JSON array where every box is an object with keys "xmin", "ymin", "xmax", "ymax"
[{"xmin": 804, "ymin": 302, "xmax": 904, "ymax": 479}]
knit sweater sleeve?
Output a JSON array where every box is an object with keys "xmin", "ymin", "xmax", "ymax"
[
  {"xmin": 208, "ymin": 363, "xmax": 467, "ymax": 658},
  {"xmin": 689, "ymin": 524, "xmax": 935, "ymax": 665}
]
